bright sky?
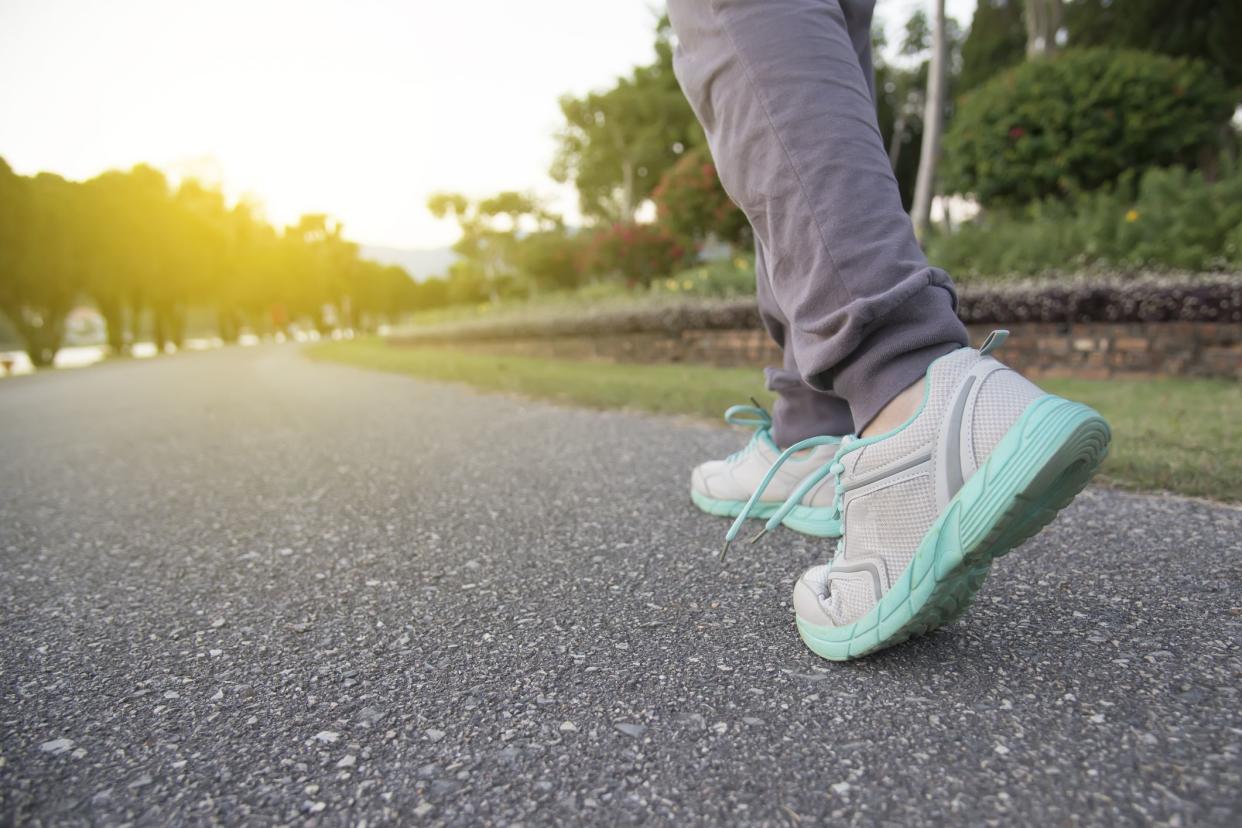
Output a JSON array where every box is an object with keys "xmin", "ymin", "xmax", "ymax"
[{"xmin": 0, "ymin": 0, "xmax": 975, "ymax": 250}]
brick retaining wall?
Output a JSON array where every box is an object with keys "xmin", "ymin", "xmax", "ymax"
[{"xmin": 411, "ymin": 321, "xmax": 1242, "ymax": 380}]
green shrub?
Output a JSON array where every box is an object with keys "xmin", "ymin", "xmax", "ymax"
[
  {"xmin": 651, "ymin": 255, "xmax": 756, "ymax": 298},
  {"xmin": 652, "ymin": 147, "xmax": 750, "ymax": 248},
  {"xmin": 927, "ymin": 163, "xmax": 1242, "ymax": 280},
  {"xmin": 514, "ymin": 229, "xmax": 587, "ymax": 292},
  {"xmin": 942, "ymin": 48, "xmax": 1235, "ymax": 206},
  {"xmin": 581, "ymin": 222, "xmax": 687, "ymax": 288}
]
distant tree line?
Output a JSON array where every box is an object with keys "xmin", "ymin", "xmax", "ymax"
[{"xmin": 0, "ymin": 159, "xmax": 423, "ymax": 365}]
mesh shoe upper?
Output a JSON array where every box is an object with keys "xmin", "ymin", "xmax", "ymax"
[
  {"xmin": 692, "ymin": 428, "xmax": 839, "ymax": 505},
  {"xmin": 796, "ymin": 345, "xmax": 1045, "ymax": 627}
]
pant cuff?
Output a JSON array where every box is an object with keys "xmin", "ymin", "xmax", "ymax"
[
  {"xmin": 765, "ymin": 368, "xmax": 854, "ymax": 447},
  {"xmin": 829, "ymin": 285, "xmax": 968, "ymax": 430}
]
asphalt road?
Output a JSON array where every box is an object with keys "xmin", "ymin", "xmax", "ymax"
[{"xmin": 2, "ymin": 345, "xmax": 1240, "ymax": 826}]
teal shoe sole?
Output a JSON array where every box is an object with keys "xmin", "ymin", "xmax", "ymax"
[
  {"xmin": 780, "ymin": 505, "xmax": 843, "ymax": 538},
  {"xmin": 691, "ymin": 489, "xmax": 842, "ymax": 538},
  {"xmin": 796, "ymin": 394, "xmax": 1111, "ymax": 661}
]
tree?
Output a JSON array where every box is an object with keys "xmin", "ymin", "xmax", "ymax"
[
  {"xmin": 347, "ymin": 261, "xmax": 417, "ymax": 331},
  {"xmin": 0, "ymin": 168, "xmax": 90, "ymax": 366},
  {"xmin": 902, "ymin": 8, "xmax": 932, "ymax": 55},
  {"xmin": 1025, "ymin": 0, "xmax": 1064, "ymax": 57},
  {"xmin": 427, "ymin": 191, "xmax": 561, "ymax": 299},
  {"xmin": 874, "ymin": 7, "xmax": 965, "ymax": 211},
  {"xmin": 1065, "ymin": 0, "xmax": 1242, "ymax": 88},
  {"xmin": 912, "ymin": 0, "xmax": 949, "ymax": 235},
  {"xmin": 151, "ymin": 179, "xmax": 230, "ymax": 349},
  {"xmin": 651, "ymin": 147, "xmax": 750, "ymax": 250},
  {"xmin": 958, "ymin": 0, "xmax": 1028, "ymax": 93},
  {"xmin": 550, "ymin": 16, "xmax": 704, "ymax": 222},
  {"xmin": 215, "ymin": 199, "xmax": 274, "ymax": 342},
  {"xmin": 0, "ymin": 160, "xmax": 22, "ymax": 341},
  {"xmin": 444, "ymin": 260, "xmax": 489, "ymax": 305},
  {"xmin": 886, "ymin": 10, "xmax": 935, "ymax": 176},
  {"xmin": 960, "ymin": 1, "xmax": 1241, "ymax": 93},
  {"xmin": 409, "ymin": 276, "xmax": 450, "ymax": 312},
  {"xmin": 873, "ymin": 26, "xmax": 920, "ymax": 209},
  {"xmin": 281, "ymin": 214, "xmax": 356, "ymax": 333},
  {"xmin": 81, "ymin": 167, "xmax": 160, "ymax": 352}
]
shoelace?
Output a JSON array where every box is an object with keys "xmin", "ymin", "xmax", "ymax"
[
  {"xmin": 717, "ymin": 333, "xmax": 1015, "ymax": 563},
  {"xmin": 720, "ymin": 434, "xmax": 856, "ymax": 561},
  {"xmin": 722, "ymin": 400, "xmax": 773, "ymax": 463}
]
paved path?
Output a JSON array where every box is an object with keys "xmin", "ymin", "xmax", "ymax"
[{"xmin": 2, "ymin": 345, "xmax": 1240, "ymax": 826}]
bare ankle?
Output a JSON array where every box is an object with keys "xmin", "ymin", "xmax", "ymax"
[{"xmin": 861, "ymin": 377, "xmax": 925, "ymax": 438}]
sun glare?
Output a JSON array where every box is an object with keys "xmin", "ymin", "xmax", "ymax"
[{"xmin": 0, "ymin": 0, "xmax": 660, "ymax": 249}]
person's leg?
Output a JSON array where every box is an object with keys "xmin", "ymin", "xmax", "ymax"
[
  {"xmin": 690, "ymin": 235, "xmax": 845, "ymax": 537},
  {"xmin": 671, "ymin": 0, "xmax": 1110, "ymax": 660},
  {"xmin": 689, "ymin": 239, "xmax": 847, "ymax": 539},
  {"xmin": 754, "ymin": 239, "xmax": 853, "ymax": 447},
  {"xmin": 667, "ymin": 0, "xmax": 968, "ymax": 430}
]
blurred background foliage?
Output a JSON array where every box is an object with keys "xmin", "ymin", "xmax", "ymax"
[
  {"xmin": 2, "ymin": 0, "xmax": 1240, "ymax": 367},
  {"xmin": 942, "ymin": 48, "xmax": 1236, "ymax": 205},
  {"xmin": 0, "ymin": 159, "xmax": 427, "ymax": 365},
  {"xmin": 928, "ymin": 162, "xmax": 1242, "ymax": 279}
]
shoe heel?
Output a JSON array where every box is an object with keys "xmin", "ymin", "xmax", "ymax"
[
  {"xmin": 797, "ymin": 395, "xmax": 1110, "ymax": 661},
  {"xmin": 960, "ymin": 395, "xmax": 1111, "ymax": 567}
]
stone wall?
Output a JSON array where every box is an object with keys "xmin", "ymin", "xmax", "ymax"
[
  {"xmin": 969, "ymin": 322, "xmax": 1242, "ymax": 379},
  {"xmin": 410, "ymin": 321, "xmax": 1242, "ymax": 380}
]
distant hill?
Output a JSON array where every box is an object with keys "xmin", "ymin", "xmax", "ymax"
[{"xmin": 361, "ymin": 245, "xmax": 457, "ymax": 281}]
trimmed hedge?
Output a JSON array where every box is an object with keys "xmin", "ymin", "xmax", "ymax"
[
  {"xmin": 957, "ymin": 275, "xmax": 1242, "ymax": 324},
  {"xmin": 389, "ymin": 274, "xmax": 1242, "ymax": 345}
]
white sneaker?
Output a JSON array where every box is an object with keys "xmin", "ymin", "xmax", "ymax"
[
  {"xmin": 691, "ymin": 403, "xmax": 843, "ymax": 539},
  {"xmin": 728, "ymin": 332, "xmax": 1111, "ymax": 660}
]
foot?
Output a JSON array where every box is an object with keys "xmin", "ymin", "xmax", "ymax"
[
  {"xmin": 789, "ymin": 330, "xmax": 1110, "ymax": 660},
  {"xmin": 691, "ymin": 403, "xmax": 844, "ymax": 538}
]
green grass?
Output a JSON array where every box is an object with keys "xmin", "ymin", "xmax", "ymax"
[
  {"xmin": 1035, "ymin": 376, "xmax": 1241, "ymax": 502},
  {"xmin": 308, "ymin": 339, "xmax": 1242, "ymax": 502},
  {"xmin": 309, "ymin": 338, "xmax": 772, "ymax": 419}
]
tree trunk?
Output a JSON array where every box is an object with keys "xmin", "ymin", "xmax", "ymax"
[
  {"xmin": 97, "ymin": 296, "xmax": 127, "ymax": 355},
  {"xmin": 1024, "ymin": 0, "xmax": 1063, "ymax": 58},
  {"xmin": 128, "ymin": 295, "xmax": 143, "ymax": 350},
  {"xmin": 14, "ymin": 307, "xmax": 68, "ymax": 368},
  {"xmin": 911, "ymin": 0, "xmax": 947, "ymax": 237},
  {"xmin": 619, "ymin": 158, "xmax": 636, "ymax": 222},
  {"xmin": 888, "ymin": 110, "xmax": 908, "ymax": 170},
  {"xmin": 218, "ymin": 306, "xmax": 240, "ymax": 343},
  {"xmin": 153, "ymin": 305, "xmax": 170, "ymax": 352},
  {"xmin": 170, "ymin": 305, "xmax": 187, "ymax": 348},
  {"xmin": 609, "ymin": 119, "xmax": 637, "ymax": 221},
  {"xmin": 314, "ymin": 306, "xmax": 332, "ymax": 335}
]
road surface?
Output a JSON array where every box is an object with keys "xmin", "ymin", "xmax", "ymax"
[{"xmin": 2, "ymin": 345, "xmax": 1239, "ymax": 825}]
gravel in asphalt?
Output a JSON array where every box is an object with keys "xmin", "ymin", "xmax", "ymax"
[{"xmin": 1, "ymin": 345, "xmax": 1240, "ymax": 826}]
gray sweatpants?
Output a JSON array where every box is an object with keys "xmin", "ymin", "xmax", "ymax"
[{"xmin": 667, "ymin": 0, "xmax": 969, "ymax": 446}]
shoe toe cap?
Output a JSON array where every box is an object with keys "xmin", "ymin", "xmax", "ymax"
[
  {"xmin": 690, "ymin": 465, "xmax": 708, "ymax": 495},
  {"xmin": 691, "ymin": 464, "xmax": 749, "ymax": 500},
  {"xmin": 793, "ymin": 565, "xmax": 837, "ymax": 628}
]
